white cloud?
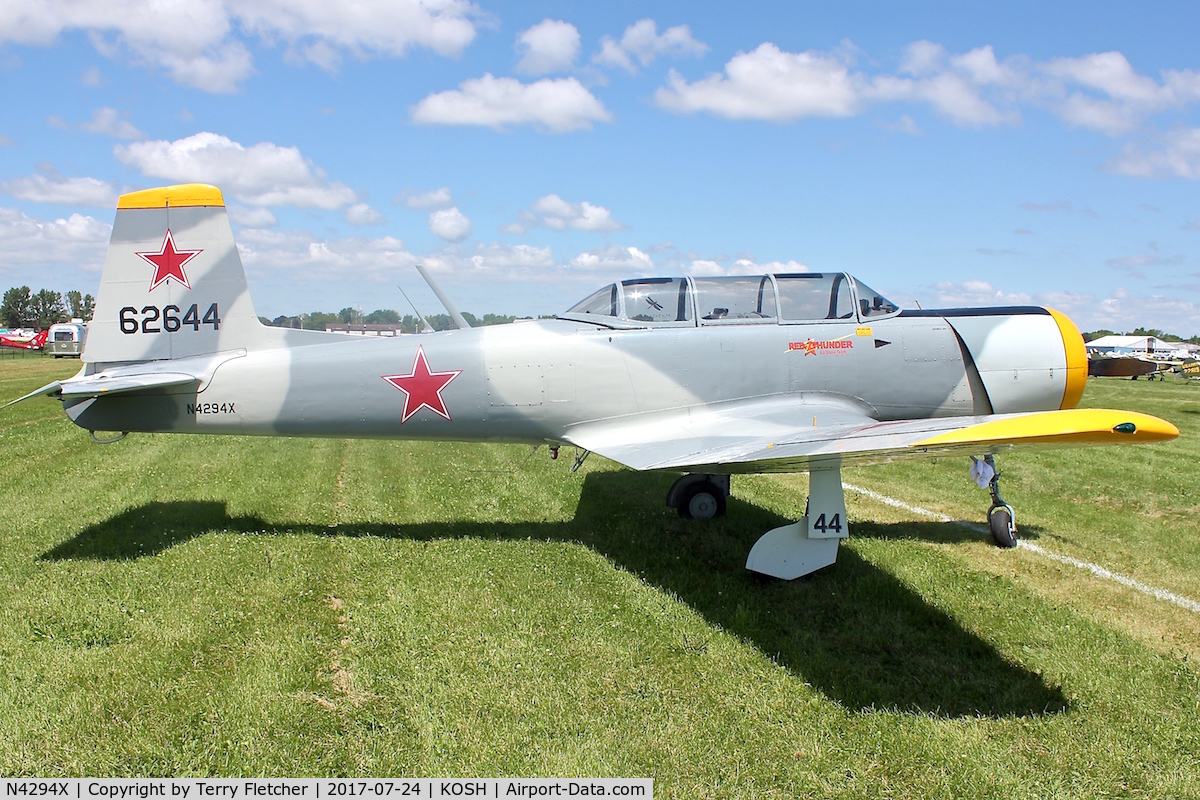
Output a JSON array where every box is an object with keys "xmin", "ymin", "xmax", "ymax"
[
  {"xmin": 82, "ymin": 106, "xmax": 142, "ymax": 139},
  {"xmin": 345, "ymin": 202, "xmax": 383, "ymax": 225},
  {"xmin": 81, "ymin": 66, "xmax": 101, "ymax": 86},
  {"xmin": 429, "ymin": 206, "xmax": 471, "ymax": 241},
  {"xmin": 569, "ymin": 245, "xmax": 654, "ymax": 272},
  {"xmin": 594, "ymin": 19, "xmax": 707, "ymax": 73},
  {"xmin": 412, "ymin": 242, "xmax": 560, "ymax": 288},
  {"xmin": 1037, "ymin": 52, "xmax": 1182, "ymax": 135},
  {"xmin": 908, "ymin": 279, "xmax": 1200, "ymax": 335},
  {"xmin": 655, "ymin": 40, "xmax": 1200, "ymax": 136},
  {"xmin": 928, "ymin": 279, "xmax": 1033, "ymax": 307},
  {"xmin": 0, "ymin": 0, "xmax": 479, "ymax": 93},
  {"xmin": 871, "ymin": 69, "xmax": 1013, "ymax": 126},
  {"xmin": 0, "ymin": 172, "xmax": 118, "ymax": 207},
  {"xmin": 663, "ymin": 256, "xmax": 808, "ymax": 276},
  {"xmin": 465, "ymin": 242, "xmax": 556, "ymax": 276},
  {"xmin": 1106, "ymin": 128, "xmax": 1200, "ymax": 179},
  {"xmin": 1068, "ymin": 288, "xmax": 1200, "ymax": 336},
  {"xmin": 655, "ymin": 43, "xmax": 865, "ymax": 120},
  {"xmin": 236, "ymin": 226, "xmax": 417, "ymax": 283},
  {"xmin": 516, "ymin": 19, "xmax": 579, "ymax": 75},
  {"xmin": 228, "ymin": 205, "xmax": 278, "ymax": 227},
  {"xmin": 402, "ymin": 187, "xmax": 453, "ymax": 209},
  {"xmin": 1000, "ymin": 50, "xmax": 1200, "ymax": 135},
  {"xmin": 411, "ymin": 74, "xmax": 612, "ymax": 133},
  {"xmin": 899, "ymin": 40, "xmax": 946, "ymax": 76},
  {"xmin": 735, "ymin": 258, "xmax": 809, "ymax": 275},
  {"xmin": 863, "ymin": 43, "xmax": 1020, "ymax": 126},
  {"xmin": 504, "ymin": 194, "xmax": 624, "ymax": 234},
  {"xmin": 115, "ymin": 132, "xmax": 358, "ymax": 208},
  {"xmin": 879, "ymin": 114, "xmax": 922, "ymax": 135},
  {"xmin": 0, "ymin": 206, "xmax": 111, "ymax": 276}
]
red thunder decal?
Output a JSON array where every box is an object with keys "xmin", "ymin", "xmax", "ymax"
[
  {"xmin": 788, "ymin": 339, "xmax": 855, "ymax": 356},
  {"xmin": 381, "ymin": 346, "xmax": 463, "ymax": 422},
  {"xmin": 136, "ymin": 230, "xmax": 202, "ymax": 292}
]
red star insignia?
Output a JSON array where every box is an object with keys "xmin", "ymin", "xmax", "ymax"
[
  {"xmin": 382, "ymin": 346, "xmax": 462, "ymax": 422},
  {"xmin": 136, "ymin": 229, "xmax": 202, "ymax": 292}
]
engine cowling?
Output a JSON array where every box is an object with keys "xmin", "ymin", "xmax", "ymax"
[{"xmin": 944, "ymin": 307, "xmax": 1087, "ymax": 414}]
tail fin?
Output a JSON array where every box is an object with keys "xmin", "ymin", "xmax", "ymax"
[{"xmin": 83, "ymin": 184, "xmax": 263, "ymax": 365}]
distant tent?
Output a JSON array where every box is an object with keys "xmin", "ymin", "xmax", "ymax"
[{"xmin": 1085, "ymin": 335, "xmax": 1169, "ymax": 355}]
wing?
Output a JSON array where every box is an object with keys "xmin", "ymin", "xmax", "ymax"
[{"xmin": 561, "ymin": 394, "xmax": 1178, "ymax": 473}]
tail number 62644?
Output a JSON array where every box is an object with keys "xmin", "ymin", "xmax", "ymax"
[{"xmin": 119, "ymin": 303, "xmax": 221, "ymax": 334}]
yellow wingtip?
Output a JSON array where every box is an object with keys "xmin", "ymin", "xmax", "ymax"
[{"xmin": 913, "ymin": 409, "xmax": 1179, "ymax": 449}]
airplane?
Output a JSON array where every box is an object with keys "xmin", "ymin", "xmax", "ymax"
[
  {"xmin": 6, "ymin": 184, "xmax": 1180, "ymax": 580},
  {"xmin": 0, "ymin": 328, "xmax": 49, "ymax": 350}
]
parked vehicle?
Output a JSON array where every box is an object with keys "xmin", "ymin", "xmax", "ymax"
[{"xmin": 46, "ymin": 321, "xmax": 87, "ymax": 358}]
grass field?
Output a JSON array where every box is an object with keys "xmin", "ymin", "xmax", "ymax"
[{"xmin": 1, "ymin": 356, "xmax": 1198, "ymax": 796}]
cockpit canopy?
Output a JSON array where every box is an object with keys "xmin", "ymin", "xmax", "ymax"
[{"xmin": 561, "ymin": 273, "xmax": 899, "ymax": 328}]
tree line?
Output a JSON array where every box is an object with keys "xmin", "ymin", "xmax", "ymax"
[
  {"xmin": 261, "ymin": 307, "xmax": 543, "ymax": 332},
  {"xmin": 6, "ymin": 286, "xmax": 1193, "ymax": 341},
  {"xmin": 1082, "ymin": 327, "xmax": 1200, "ymax": 345},
  {"xmin": 1, "ymin": 287, "xmax": 539, "ymax": 333},
  {"xmin": 2, "ymin": 286, "xmax": 94, "ymax": 329}
]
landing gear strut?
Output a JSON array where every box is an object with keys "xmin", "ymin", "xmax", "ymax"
[
  {"xmin": 745, "ymin": 463, "xmax": 848, "ymax": 580},
  {"xmin": 976, "ymin": 454, "xmax": 1017, "ymax": 548}
]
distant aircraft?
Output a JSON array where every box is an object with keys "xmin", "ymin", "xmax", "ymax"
[
  {"xmin": 1087, "ymin": 355, "xmax": 1168, "ymax": 380},
  {"xmin": 0, "ymin": 329, "xmax": 48, "ymax": 350},
  {"xmin": 6, "ymin": 185, "xmax": 1179, "ymax": 579}
]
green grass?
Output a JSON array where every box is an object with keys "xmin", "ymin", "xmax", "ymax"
[{"xmin": 1, "ymin": 359, "xmax": 1198, "ymax": 796}]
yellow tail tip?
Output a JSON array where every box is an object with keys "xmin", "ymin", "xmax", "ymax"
[{"xmin": 117, "ymin": 184, "xmax": 225, "ymax": 210}]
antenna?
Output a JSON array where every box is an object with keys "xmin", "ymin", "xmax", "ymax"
[
  {"xmin": 415, "ymin": 264, "xmax": 471, "ymax": 330},
  {"xmin": 397, "ymin": 285, "xmax": 435, "ymax": 333}
]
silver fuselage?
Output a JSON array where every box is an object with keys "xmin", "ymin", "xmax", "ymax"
[{"xmin": 65, "ymin": 308, "xmax": 1075, "ymax": 452}]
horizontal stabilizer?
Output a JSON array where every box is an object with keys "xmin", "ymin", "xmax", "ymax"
[
  {"xmin": 2, "ymin": 380, "xmax": 65, "ymax": 409},
  {"xmin": 4, "ymin": 371, "xmax": 200, "ymax": 408},
  {"xmin": 59, "ymin": 371, "xmax": 200, "ymax": 397}
]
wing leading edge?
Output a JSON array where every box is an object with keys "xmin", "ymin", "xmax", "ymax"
[{"xmin": 562, "ymin": 395, "xmax": 1178, "ymax": 474}]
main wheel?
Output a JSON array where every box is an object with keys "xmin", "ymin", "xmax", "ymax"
[
  {"xmin": 988, "ymin": 505, "xmax": 1017, "ymax": 548},
  {"xmin": 679, "ymin": 482, "xmax": 726, "ymax": 520}
]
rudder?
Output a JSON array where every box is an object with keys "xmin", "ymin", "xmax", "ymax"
[{"xmin": 83, "ymin": 184, "xmax": 263, "ymax": 365}]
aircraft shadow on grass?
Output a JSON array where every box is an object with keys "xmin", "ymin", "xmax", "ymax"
[{"xmin": 43, "ymin": 470, "xmax": 1066, "ymax": 719}]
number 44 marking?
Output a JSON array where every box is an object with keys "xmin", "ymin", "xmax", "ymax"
[
  {"xmin": 805, "ymin": 466, "xmax": 849, "ymax": 540},
  {"xmin": 812, "ymin": 513, "xmax": 842, "ymax": 534}
]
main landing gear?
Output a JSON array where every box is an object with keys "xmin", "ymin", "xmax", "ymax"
[
  {"xmin": 972, "ymin": 454, "xmax": 1017, "ymax": 548},
  {"xmin": 668, "ymin": 466, "xmax": 850, "ymax": 580},
  {"xmin": 666, "ymin": 473, "xmax": 730, "ymax": 520},
  {"xmin": 666, "ymin": 455, "xmax": 1020, "ymax": 580}
]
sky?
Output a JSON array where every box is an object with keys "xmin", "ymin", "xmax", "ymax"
[{"xmin": 1, "ymin": 0, "xmax": 1199, "ymax": 334}]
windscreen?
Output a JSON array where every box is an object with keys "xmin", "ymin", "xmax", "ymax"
[
  {"xmin": 567, "ymin": 284, "xmax": 619, "ymax": 317},
  {"xmin": 852, "ymin": 278, "xmax": 900, "ymax": 318}
]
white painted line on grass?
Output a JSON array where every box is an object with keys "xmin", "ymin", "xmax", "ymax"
[{"xmin": 843, "ymin": 482, "xmax": 1200, "ymax": 615}]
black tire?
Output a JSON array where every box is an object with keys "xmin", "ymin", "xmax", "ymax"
[
  {"xmin": 989, "ymin": 506, "xmax": 1017, "ymax": 548},
  {"xmin": 679, "ymin": 483, "xmax": 727, "ymax": 520}
]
